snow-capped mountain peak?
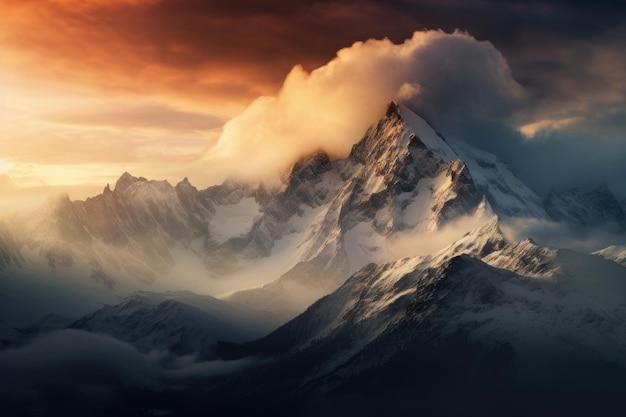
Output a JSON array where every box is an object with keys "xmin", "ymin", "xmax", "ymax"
[
  {"xmin": 434, "ymin": 214, "xmax": 507, "ymax": 261},
  {"xmin": 3, "ymin": 101, "xmax": 624, "ymax": 335},
  {"xmin": 398, "ymin": 104, "xmax": 459, "ymax": 162}
]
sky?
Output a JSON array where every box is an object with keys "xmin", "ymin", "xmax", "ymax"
[{"xmin": 1, "ymin": 0, "xmax": 626, "ymax": 212}]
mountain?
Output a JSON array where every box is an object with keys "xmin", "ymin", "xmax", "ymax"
[
  {"xmin": 208, "ymin": 218, "xmax": 626, "ymax": 416},
  {"xmin": 450, "ymin": 141, "xmax": 549, "ymax": 219},
  {"xmin": 225, "ymin": 103, "xmax": 561, "ymax": 317},
  {"xmin": 6, "ymin": 173, "xmax": 267, "ymax": 284},
  {"xmin": 2, "ymin": 101, "xmax": 621, "ymax": 325},
  {"xmin": 594, "ymin": 245, "xmax": 626, "ymax": 267},
  {"xmin": 4, "ymin": 102, "xmax": 486, "ymax": 320},
  {"xmin": 71, "ymin": 291, "xmax": 281, "ymax": 359},
  {"xmin": 544, "ymin": 184, "xmax": 626, "ymax": 230},
  {"xmin": 2, "ymin": 101, "xmax": 626, "ymax": 417},
  {"xmin": 219, "ymin": 216, "xmax": 507, "ymax": 359},
  {"xmin": 0, "ymin": 173, "xmax": 275, "ymax": 324},
  {"xmin": 226, "ymin": 102, "xmax": 488, "ymax": 316}
]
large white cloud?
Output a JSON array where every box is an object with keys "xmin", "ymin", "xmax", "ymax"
[{"xmin": 206, "ymin": 30, "xmax": 523, "ymax": 181}]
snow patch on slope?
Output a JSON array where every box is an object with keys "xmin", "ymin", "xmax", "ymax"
[
  {"xmin": 209, "ymin": 197, "xmax": 260, "ymax": 244},
  {"xmin": 399, "ymin": 170, "xmax": 455, "ymax": 232},
  {"xmin": 213, "ymin": 205, "xmax": 328, "ymax": 297},
  {"xmin": 343, "ymin": 221, "xmax": 386, "ymax": 274},
  {"xmin": 451, "ymin": 140, "xmax": 548, "ymax": 219},
  {"xmin": 399, "ymin": 105, "xmax": 458, "ymax": 162},
  {"xmin": 594, "ymin": 245, "xmax": 626, "ymax": 267}
]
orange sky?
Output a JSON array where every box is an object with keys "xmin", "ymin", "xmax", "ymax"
[
  {"xmin": 1, "ymin": 0, "xmax": 626, "ymax": 212},
  {"xmin": 0, "ymin": 0, "xmax": 416, "ymax": 211},
  {"xmin": 0, "ymin": 0, "xmax": 267, "ymax": 203}
]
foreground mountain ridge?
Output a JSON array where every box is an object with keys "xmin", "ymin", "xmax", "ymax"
[{"xmin": 204, "ymin": 217, "xmax": 626, "ymax": 416}]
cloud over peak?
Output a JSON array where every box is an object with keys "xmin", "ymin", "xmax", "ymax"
[{"xmin": 209, "ymin": 30, "xmax": 522, "ymax": 181}]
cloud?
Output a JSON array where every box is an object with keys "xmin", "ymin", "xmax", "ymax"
[
  {"xmin": 0, "ymin": 329, "xmax": 162, "ymax": 412},
  {"xmin": 207, "ymin": 25, "xmax": 626, "ymax": 202},
  {"xmin": 0, "ymin": 0, "xmax": 415, "ymax": 106},
  {"xmin": 209, "ymin": 30, "xmax": 522, "ymax": 181},
  {"xmin": 500, "ymin": 217, "xmax": 626, "ymax": 253},
  {"xmin": 2, "ymin": 0, "xmax": 625, "ymax": 201},
  {"xmin": 2, "ymin": 0, "xmax": 625, "ymax": 119},
  {"xmin": 0, "ymin": 329, "xmax": 256, "ymax": 414},
  {"xmin": 388, "ymin": 211, "xmax": 494, "ymax": 259},
  {"xmin": 3, "ymin": 0, "xmax": 625, "ymax": 102},
  {"xmin": 519, "ymin": 117, "xmax": 583, "ymax": 137}
]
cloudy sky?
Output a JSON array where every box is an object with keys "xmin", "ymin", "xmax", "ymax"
[{"xmin": 1, "ymin": 0, "xmax": 626, "ymax": 209}]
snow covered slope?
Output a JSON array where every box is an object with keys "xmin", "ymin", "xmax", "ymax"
[
  {"xmin": 71, "ymin": 291, "xmax": 281, "ymax": 359},
  {"xmin": 0, "ymin": 173, "xmax": 274, "ymax": 325},
  {"xmin": 213, "ymin": 218, "xmax": 626, "ymax": 416},
  {"xmin": 225, "ymin": 103, "xmax": 557, "ymax": 317},
  {"xmin": 594, "ymin": 244, "xmax": 626, "ymax": 267},
  {"xmin": 2, "ymin": 100, "xmax": 626, "ymax": 416},
  {"xmin": 0, "ymin": 174, "xmax": 257, "ymax": 284},
  {"xmin": 3, "ymin": 101, "xmax": 624, "ymax": 328},
  {"xmin": 226, "ymin": 102, "xmax": 486, "ymax": 316},
  {"xmin": 451, "ymin": 141, "xmax": 549, "ymax": 219}
]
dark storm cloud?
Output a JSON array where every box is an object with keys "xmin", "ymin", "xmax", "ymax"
[
  {"xmin": 136, "ymin": 0, "xmax": 419, "ymax": 81},
  {"xmin": 511, "ymin": 121, "xmax": 626, "ymax": 198},
  {"xmin": 1, "ymin": 0, "xmax": 414, "ymax": 100},
  {"xmin": 365, "ymin": 1, "xmax": 626, "ymax": 121},
  {"xmin": 4, "ymin": 0, "xmax": 625, "ymax": 104},
  {"xmin": 371, "ymin": 0, "xmax": 626, "ymax": 39}
]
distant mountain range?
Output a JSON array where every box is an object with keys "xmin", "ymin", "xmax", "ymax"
[{"xmin": 1, "ymin": 102, "xmax": 625, "ymax": 416}]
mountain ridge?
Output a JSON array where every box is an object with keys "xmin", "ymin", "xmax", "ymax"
[
  {"xmin": 1, "ymin": 101, "xmax": 626, "ymax": 416},
  {"xmin": 209, "ymin": 218, "xmax": 626, "ymax": 416},
  {"xmin": 1, "ymin": 101, "xmax": 625, "ymax": 325}
]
